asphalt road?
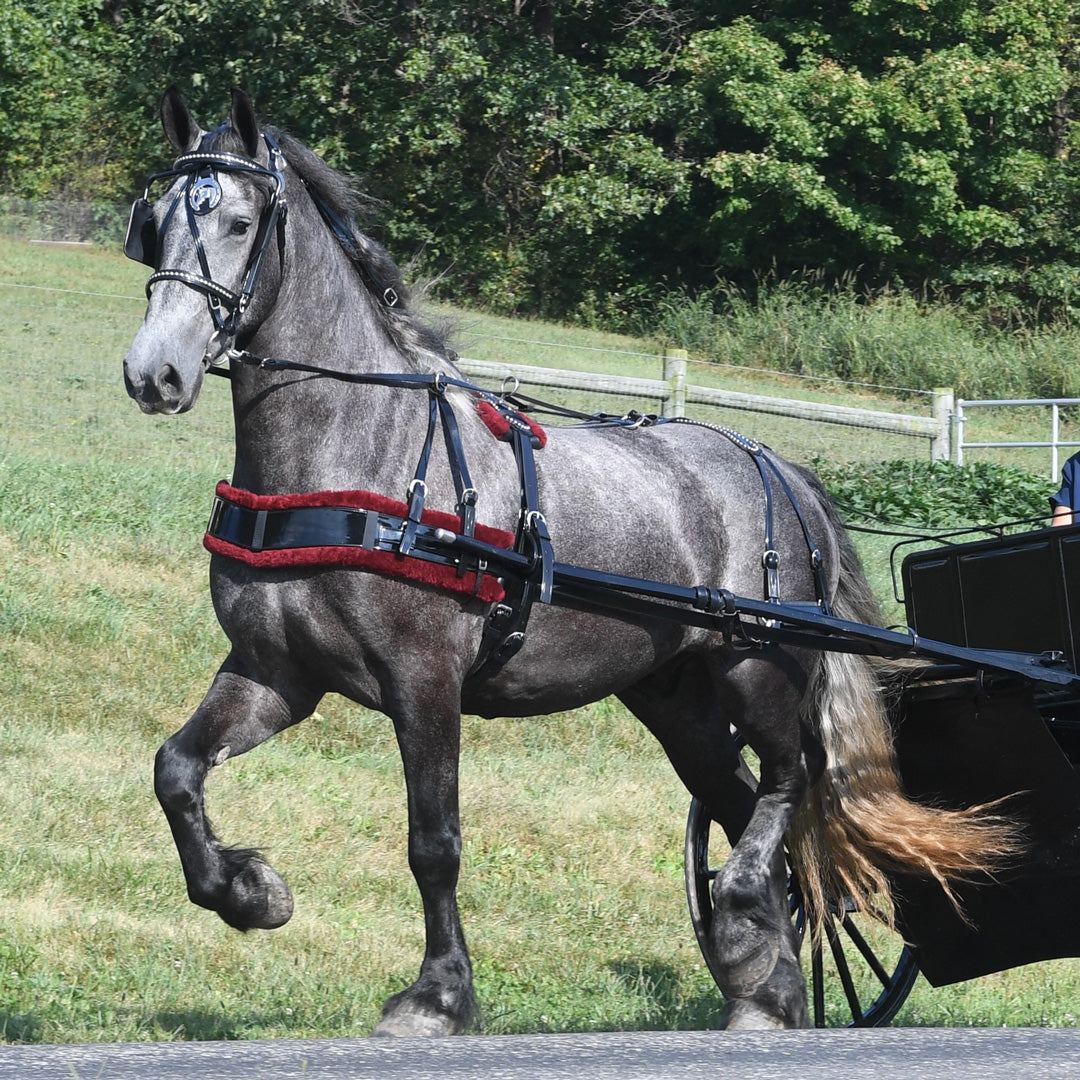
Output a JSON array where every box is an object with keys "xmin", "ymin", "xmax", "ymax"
[{"xmin": 0, "ymin": 1029, "xmax": 1078, "ymax": 1080}]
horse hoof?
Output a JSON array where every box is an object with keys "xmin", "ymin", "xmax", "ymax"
[
  {"xmin": 221, "ymin": 859, "xmax": 294, "ymax": 930},
  {"xmin": 720, "ymin": 999, "xmax": 794, "ymax": 1030},
  {"xmin": 371, "ymin": 1010, "xmax": 458, "ymax": 1038}
]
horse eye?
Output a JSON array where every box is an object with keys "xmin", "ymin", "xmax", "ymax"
[{"xmin": 230, "ymin": 219, "xmax": 252, "ymax": 236}]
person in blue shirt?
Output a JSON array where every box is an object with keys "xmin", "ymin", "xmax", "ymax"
[{"xmin": 1050, "ymin": 451, "xmax": 1080, "ymax": 526}]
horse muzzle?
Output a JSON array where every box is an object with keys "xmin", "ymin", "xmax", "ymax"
[{"xmin": 123, "ymin": 353, "xmax": 204, "ymax": 414}]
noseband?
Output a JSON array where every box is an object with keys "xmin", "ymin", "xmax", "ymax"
[{"xmin": 124, "ymin": 134, "xmax": 288, "ymax": 361}]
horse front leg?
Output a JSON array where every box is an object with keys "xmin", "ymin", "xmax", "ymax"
[
  {"xmin": 154, "ymin": 653, "xmax": 318, "ymax": 931},
  {"xmin": 372, "ymin": 694, "xmax": 474, "ymax": 1037}
]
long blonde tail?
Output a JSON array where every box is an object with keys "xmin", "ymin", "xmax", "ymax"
[{"xmin": 787, "ymin": 488, "xmax": 1019, "ymax": 938}]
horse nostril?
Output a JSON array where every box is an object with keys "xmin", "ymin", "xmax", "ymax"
[{"xmin": 157, "ymin": 364, "xmax": 184, "ymax": 401}]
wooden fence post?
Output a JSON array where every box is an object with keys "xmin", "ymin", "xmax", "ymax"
[
  {"xmin": 931, "ymin": 388, "xmax": 954, "ymax": 462},
  {"xmin": 663, "ymin": 348, "xmax": 688, "ymax": 418}
]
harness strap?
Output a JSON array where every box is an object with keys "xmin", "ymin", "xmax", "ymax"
[
  {"xmin": 436, "ymin": 392, "xmax": 478, "ymax": 542},
  {"xmin": 762, "ymin": 456, "xmax": 833, "ymax": 615},
  {"xmin": 467, "ymin": 422, "xmax": 553, "ymax": 679},
  {"xmin": 746, "ymin": 451, "xmax": 781, "ymax": 605},
  {"xmin": 516, "ymin": 430, "xmax": 554, "ymax": 605},
  {"xmin": 146, "ymin": 268, "xmax": 241, "ymax": 310},
  {"xmin": 665, "ymin": 415, "xmax": 832, "ymax": 615},
  {"xmin": 400, "ymin": 393, "xmax": 440, "ymax": 556}
]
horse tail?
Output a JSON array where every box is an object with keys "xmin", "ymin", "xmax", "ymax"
[{"xmin": 786, "ymin": 476, "xmax": 1019, "ymax": 938}]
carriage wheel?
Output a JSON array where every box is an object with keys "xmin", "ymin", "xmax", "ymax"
[{"xmin": 684, "ymin": 795, "xmax": 919, "ymax": 1027}]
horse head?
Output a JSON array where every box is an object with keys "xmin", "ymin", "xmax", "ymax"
[{"xmin": 123, "ymin": 87, "xmax": 287, "ymax": 413}]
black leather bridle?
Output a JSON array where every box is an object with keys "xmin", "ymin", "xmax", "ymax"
[{"xmin": 124, "ymin": 133, "xmax": 288, "ymax": 362}]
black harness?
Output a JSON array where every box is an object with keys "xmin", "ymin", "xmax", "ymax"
[
  {"xmin": 202, "ymin": 360, "xmax": 559, "ymax": 677},
  {"xmin": 124, "ymin": 134, "xmax": 845, "ymax": 680}
]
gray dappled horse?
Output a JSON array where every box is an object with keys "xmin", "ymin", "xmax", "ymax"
[{"xmin": 123, "ymin": 88, "xmax": 1009, "ymax": 1034}]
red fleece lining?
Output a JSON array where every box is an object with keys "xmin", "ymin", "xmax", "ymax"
[
  {"xmin": 204, "ymin": 482, "xmax": 514, "ymax": 603},
  {"xmin": 475, "ymin": 400, "xmax": 547, "ymax": 448}
]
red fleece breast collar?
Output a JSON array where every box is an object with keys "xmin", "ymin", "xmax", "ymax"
[{"xmin": 204, "ymin": 481, "xmax": 515, "ymax": 603}]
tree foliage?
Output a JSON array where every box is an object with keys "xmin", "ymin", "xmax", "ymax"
[
  {"xmin": 0, "ymin": 1, "xmax": 124, "ymax": 199},
  {"xmin": 2, "ymin": 0, "xmax": 1077, "ymax": 324}
]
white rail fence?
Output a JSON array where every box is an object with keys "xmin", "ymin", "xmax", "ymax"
[
  {"xmin": 0, "ymin": 280, "xmax": 953, "ymax": 465},
  {"xmin": 458, "ymin": 351, "xmax": 954, "ymax": 461}
]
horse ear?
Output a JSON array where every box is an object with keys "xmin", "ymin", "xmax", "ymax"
[
  {"xmin": 160, "ymin": 86, "xmax": 204, "ymax": 152},
  {"xmin": 230, "ymin": 88, "xmax": 261, "ymax": 159}
]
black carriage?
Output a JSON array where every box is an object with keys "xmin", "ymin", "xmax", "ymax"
[{"xmin": 685, "ymin": 519, "xmax": 1080, "ymax": 1026}]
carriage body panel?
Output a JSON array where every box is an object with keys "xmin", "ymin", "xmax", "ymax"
[{"xmin": 897, "ymin": 528, "xmax": 1080, "ymax": 984}]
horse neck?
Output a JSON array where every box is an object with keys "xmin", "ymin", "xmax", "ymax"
[{"xmin": 228, "ymin": 204, "xmax": 451, "ymax": 497}]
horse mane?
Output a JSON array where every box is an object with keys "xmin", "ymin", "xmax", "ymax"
[{"xmin": 204, "ymin": 121, "xmax": 457, "ymax": 376}]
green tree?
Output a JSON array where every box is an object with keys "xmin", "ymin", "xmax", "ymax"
[
  {"xmin": 5, "ymin": 0, "xmax": 1077, "ymax": 324},
  {"xmin": 669, "ymin": 0, "xmax": 1080, "ymax": 317},
  {"xmin": 0, "ymin": 1, "xmax": 123, "ymax": 199}
]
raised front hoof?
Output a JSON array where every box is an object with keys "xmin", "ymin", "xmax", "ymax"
[
  {"xmin": 217, "ymin": 858, "xmax": 294, "ymax": 931},
  {"xmin": 720, "ymin": 998, "xmax": 802, "ymax": 1031}
]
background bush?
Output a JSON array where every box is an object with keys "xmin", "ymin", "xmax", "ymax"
[
  {"xmin": 645, "ymin": 279, "xmax": 1080, "ymax": 399},
  {"xmin": 812, "ymin": 459, "xmax": 1052, "ymax": 529}
]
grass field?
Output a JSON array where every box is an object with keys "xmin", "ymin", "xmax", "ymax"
[{"xmin": 0, "ymin": 237, "xmax": 1077, "ymax": 1041}]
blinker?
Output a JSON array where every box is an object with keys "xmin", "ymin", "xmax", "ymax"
[{"xmin": 124, "ymin": 197, "xmax": 158, "ymax": 267}]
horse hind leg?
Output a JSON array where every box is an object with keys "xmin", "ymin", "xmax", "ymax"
[
  {"xmin": 707, "ymin": 654, "xmax": 818, "ymax": 1029},
  {"xmin": 154, "ymin": 653, "xmax": 318, "ymax": 931},
  {"xmin": 620, "ymin": 655, "xmax": 812, "ymax": 1029}
]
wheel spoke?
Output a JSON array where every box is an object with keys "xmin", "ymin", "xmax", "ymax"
[
  {"xmin": 826, "ymin": 917, "xmax": 865, "ymax": 1024},
  {"xmin": 837, "ymin": 911, "xmax": 893, "ymax": 988},
  {"xmin": 811, "ymin": 941, "xmax": 826, "ymax": 1028}
]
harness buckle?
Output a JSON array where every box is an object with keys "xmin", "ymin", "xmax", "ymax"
[
  {"xmin": 762, "ymin": 548, "xmax": 781, "ymax": 605},
  {"xmin": 401, "ymin": 479, "xmax": 428, "ymax": 556}
]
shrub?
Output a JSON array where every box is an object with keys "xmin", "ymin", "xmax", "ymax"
[
  {"xmin": 647, "ymin": 283, "xmax": 1080, "ymax": 401},
  {"xmin": 810, "ymin": 458, "xmax": 1051, "ymax": 529}
]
